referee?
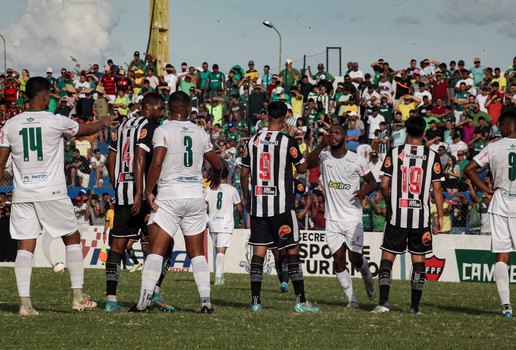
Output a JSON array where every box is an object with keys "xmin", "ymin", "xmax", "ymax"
[
  {"xmin": 241, "ymin": 101, "xmax": 319, "ymax": 313},
  {"xmin": 371, "ymin": 116, "xmax": 444, "ymax": 315},
  {"xmin": 105, "ymin": 92, "xmax": 174, "ymax": 312}
]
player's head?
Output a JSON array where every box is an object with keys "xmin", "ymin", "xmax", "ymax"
[
  {"xmin": 221, "ymin": 165, "xmax": 229, "ymax": 180},
  {"xmin": 26, "ymin": 77, "xmax": 51, "ymax": 106},
  {"xmin": 498, "ymin": 111, "xmax": 516, "ymax": 137},
  {"xmin": 267, "ymin": 101, "xmax": 288, "ymax": 121},
  {"xmin": 405, "ymin": 116, "xmax": 426, "ymax": 138},
  {"xmin": 328, "ymin": 124, "xmax": 346, "ymax": 150},
  {"xmin": 141, "ymin": 92, "xmax": 165, "ymax": 120},
  {"xmin": 168, "ymin": 91, "xmax": 191, "ymax": 119}
]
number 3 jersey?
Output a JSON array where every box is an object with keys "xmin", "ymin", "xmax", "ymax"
[
  {"xmin": 205, "ymin": 183, "xmax": 241, "ymax": 233},
  {"xmin": 319, "ymin": 150, "xmax": 370, "ymax": 221},
  {"xmin": 241, "ymin": 131, "xmax": 304, "ymax": 217},
  {"xmin": 473, "ymin": 137, "xmax": 516, "ymax": 217},
  {"xmin": 381, "ymin": 144, "xmax": 444, "ymax": 229},
  {"xmin": 0, "ymin": 111, "xmax": 79, "ymax": 203},
  {"xmin": 152, "ymin": 120, "xmax": 212, "ymax": 200}
]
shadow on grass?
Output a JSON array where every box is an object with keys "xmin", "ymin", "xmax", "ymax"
[
  {"xmin": 211, "ymin": 298, "xmax": 249, "ymax": 309},
  {"xmin": 424, "ymin": 302, "xmax": 494, "ymax": 316}
]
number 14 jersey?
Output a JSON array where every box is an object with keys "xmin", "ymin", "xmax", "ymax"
[
  {"xmin": 0, "ymin": 111, "xmax": 79, "ymax": 203},
  {"xmin": 381, "ymin": 144, "xmax": 444, "ymax": 229}
]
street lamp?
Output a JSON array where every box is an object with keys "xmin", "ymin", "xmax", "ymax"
[{"xmin": 262, "ymin": 20, "xmax": 282, "ymax": 74}]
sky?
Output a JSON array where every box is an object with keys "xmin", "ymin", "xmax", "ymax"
[{"xmin": 0, "ymin": 0, "xmax": 515, "ymax": 76}]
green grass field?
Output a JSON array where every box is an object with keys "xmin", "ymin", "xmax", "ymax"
[{"xmin": 0, "ymin": 268, "xmax": 514, "ymax": 349}]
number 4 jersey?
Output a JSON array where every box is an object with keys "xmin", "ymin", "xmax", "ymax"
[
  {"xmin": 0, "ymin": 111, "xmax": 79, "ymax": 203},
  {"xmin": 152, "ymin": 120, "xmax": 213, "ymax": 200},
  {"xmin": 381, "ymin": 144, "xmax": 444, "ymax": 229}
]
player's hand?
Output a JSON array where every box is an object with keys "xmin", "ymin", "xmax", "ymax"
[
  {"xmin": 241, "ymin": 197, "xmax": 250, "ymax": 213},
  {"xmin": 296, "ymin": 210, "xmax": 307, "ymax": 219},
  {"xmin": 102, "ymin": 115, "xmax": 119, "ymax": 128},
  {"xmin": 131, "ymin": 192, "xmax": 142, "ymax": 215},
  {"xmin": 210, "ymin": 177, "xmax": 221, "ymax": 190},
  {"xmin": 146, "ymin": 192, "xmax": 159, "ymax": 212},
  {"xmin": 433, "ymin": 217, "xmax": 443, "ymax": 235},
  {"xmin": 287, "ymin": 125, "xmax": 297, "ymax": 137},
  {"xmin": 353, "ymin": 190, "xmax": 367, "ymax": 201}
]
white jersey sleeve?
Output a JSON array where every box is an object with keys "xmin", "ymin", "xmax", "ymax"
[
  {"xmin": 58, "ymin": 114, "xmax": 80, "ymax": 137},
  {"xmin": 357, "ymin": 156, "xmax": 370, "ymax": 177}
]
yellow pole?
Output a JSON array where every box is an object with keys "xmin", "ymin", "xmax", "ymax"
[{"xmin": 147, "ymin": 0, "xmax": 169, "ymax": 76}]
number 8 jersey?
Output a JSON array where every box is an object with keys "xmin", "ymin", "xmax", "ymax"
[
  {"xmin": 0, "ymin": 111, "xmax": 79, "ymax": 203},
  {"xmin": 381, "ymin": 144, "xmax": 444, "ymax": 229},
  {"xmin": 152, "ymin": 120, "xmax": 213, "ymax": 199}
]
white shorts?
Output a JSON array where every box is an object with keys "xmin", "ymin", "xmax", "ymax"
[
  {"xmin": 490, "ymin": 213, "xmax": 516, "ymax": 253},
  {"xmin": 325, "ymin": 219, "xmax": 364, "ymax": 255},
  {"xmin": 210, "ymin": 231, "xmax": 232, "ymax": 248},
  {"xmin": 148, "ymin": 198, "xmax": 207, "ymax": 237},
  {"xmin": 107, "ymin": 94, "xmax": 116, "ymax": 104},
  {"xmin": 10, "ymin": 198, "xmax": 79, "ymax": 240}
]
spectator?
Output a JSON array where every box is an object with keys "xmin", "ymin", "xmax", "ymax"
[
  {"xmin": 444, "ymin": 155, "xmax": 460, "ymax": 194},
  {"xmin": 456, "ymin": 150, "xmax": 470, "ymax": 191},
  {"xmin": 65, "ymin": 149, "xmax": 91, "ymax": 188},
  {"xmin": 310, "ymin": 190, "xmax": 325, "ymax": 230},
  {"xmin": 369, "ymin": 192, "xmax": 386, "ymax": 232},
  {"xmin": 448, "ymin": 134, "xmax": 468, "ymax": 158},
  {"xmin": 346, "ymin": 119, "xmax": 361, "ymax": 152},
  {"xmin": 85, "ymin": 194, "xmax": 105, "ymax": 226},
  {"xmin": 368, "ymin": 152, "xmax": 382, "ymax": 185},
  {"xmin": 90, "ymin": 148, "xmax": 108, "ymax": 188}
]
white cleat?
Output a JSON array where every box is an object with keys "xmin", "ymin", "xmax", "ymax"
[
  {"xmin": 19, "ymin": 305, "xmax": 39, "ymax": 316},
  {"xmin": 371, "ymin": 304, "xmax": 390, "ymax": 314},
  {"xmin": 346, "ymin": 300, "xmax": 360, "ymax": 309}
]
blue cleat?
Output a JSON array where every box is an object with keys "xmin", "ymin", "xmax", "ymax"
[
  {"xmin": 105, "ymin": 301, "xmax": 122, "ymax": 312},
  {"xmin": 151, "ymin": 293, "xmax": 176, "ymax": 312},
  {"xmin": 294, "ymin": 301, "xmax": 320, "ymax": 313},
  {"xmin": 251, "ymin": 304, "xmax": 262, "ymax": 313},
  {"xmin": 502, "ymin": 304, "xmax": 512, "ymax": 318},
  {"xmin": 280, "ymin": 282, "xmax": 289, "ymax": 293}
]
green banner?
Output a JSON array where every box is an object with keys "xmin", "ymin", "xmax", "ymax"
[{"xmin": 455, "ymin": 249, "xmax": 516, "ymax": 283}]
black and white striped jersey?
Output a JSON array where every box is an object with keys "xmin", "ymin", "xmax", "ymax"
[
  {"xmin": 241, "ymin": 131, "xmax": 304, "ymax": 217},
  {"xmin": 381, "ymin": 144, "xmax": 444, "ymax": 229}
]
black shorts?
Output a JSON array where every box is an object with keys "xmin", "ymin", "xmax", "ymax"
[
  {"xmin": 110, "ymin": 204, "xmax": 150, "ymax": 243},
  {"xmin": 380, "ymin": 223, "xmax": 433, "ymax": 255},
  {"xmin": 249, "ymin": 210, "xmax": 299, "ymax": 251}
]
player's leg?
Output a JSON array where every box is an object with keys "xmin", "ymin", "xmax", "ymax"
[
  {"xmin": 214, "ymin": 245, "xmax": 228, "ymax": 285},
  {"xmin": 105, "ymin": 236, "xmax": 128, "ymax": 311},
  {"xmin": 346, "ymin": 219, "xmax": 374, "ymax": 300},
  {"xmin": 271, "ymin": 247, "xmax": 289, "ymax": 292},
  {"xmin": 126, "ymin": 240, "xmax": 141, "ymax": 272},
  {"xmin": 151, "ymin": 240, "xmax": 176, "ymax": 312},
  {"xmin": 495, "ymin": 253, "xmax": 512, "ymax": 317},
  {"xmin": 491, "ymin": 213, "xmax": 513, "ymax": 317},
  {"xmin": 407, "ymin": 229, "xmax": 433, "ymax": 314}
]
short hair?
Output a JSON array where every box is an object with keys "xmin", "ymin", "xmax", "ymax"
[
  {"xmin": 478, "ymin": 116, "xmax": 485, "ymax": 121},
  {"xmin": 221, "ymin": 165, "xmax": 229, "ymax": 179},
  {"xmin": 26, "ymin": 77, "xmax": 50, "ymax": 100},
  {"xmin": 498, "ymin": 111, "xmax": 516, "ymax": 129},
  {"xmin": 379, "ymin": 121, "xmax": 386, "ymax": 126},
  {"xmin": 264, "ymin": 65, "xmax": 270, "ymax": 69},
  {"xmin": 267, "ymin": 101, "xmax": 288, "ymax": 119},
  {"xmin": 168, "ymin": 91, "xmax": 190, "ymax": 113},
  {"xmin": 93, "ymin": 148, "xmax": 101, "ymax": 153},
  {"xmin": 141, "ymin": 92, "xmax": 164, "ymax": 109},
  {"xmin": 405, "ymin": 116, "xmax": 426, "ymax": 138}
]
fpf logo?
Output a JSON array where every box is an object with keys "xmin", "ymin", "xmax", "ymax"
[{"xmin": 425, "ymin": 255, "xmax": 445, "ymax": 281}]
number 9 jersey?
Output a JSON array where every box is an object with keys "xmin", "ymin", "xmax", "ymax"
[
  {"xmin": 381, "ymin": 144, "xmax": 444, "ymax": 229},
  {"xmin": 0, "ymin": 111, "xmax": 79, "ymax": 203}
]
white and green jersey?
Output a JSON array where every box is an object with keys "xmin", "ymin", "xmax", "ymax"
[
  {"xmin": 0, "ymin": 111, "xmax": 79, "ymax": 203},
  {"xmin": 205, "ymin": 183, "xmax": 241, "ymax": 233},
  {"xmin": 152, "ymin": 120, "xmax": 213, "ymax": 200}
]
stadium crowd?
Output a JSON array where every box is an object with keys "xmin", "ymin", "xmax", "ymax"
[{"xmin": 1, "ymin": 52, "xmax": 515, "ymax": 247}]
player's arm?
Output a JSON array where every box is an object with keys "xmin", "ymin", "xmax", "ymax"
[
  {"xmin": 306, "ymin": 134, "xmax": 329, "ymax": 169},
  {"xmin": 0, "ymin": 148, "xmax": 11, "ymax": 181},
  {"xmin": 354, "ymin": 172, "xmax": 377, "ymax": 200},
  {"xmin": 145, "ymin": 146, "xmax": 166, "ymax": 211},
  {"xmin": 431, "ymin": 181, "xmax": 444, "ymax": 234},
  {"xmin": 75, "ymin": 116, "xmax": 117, "ymax": 137},
  {"xmin": 235, "ymin": 202, "xmax": 244, "ymax": 226},
  {"xmin": 204, "ymin": 151, "xmax": 222, "ymax": 190},
  {"xmin": 240, "ymin": 166, "xmax": 250, "ymax": 212},
  {"xmin": 132, "ymin": 146, "xmax": 147, "ymax": 215},
  {"xmin": 297, "ymin": 191, "xmax": 313, "ymax": 219},
  {"xmin": 464, "ymin": 156, "xmax": 494, "ymax": 196},
  {"xmin": 106, "ymin": 149, "xmax": 116, "ymax": 187},
  {"xmin": 379, "ymin": 175, "xmax": 391, "ymax": 204}
]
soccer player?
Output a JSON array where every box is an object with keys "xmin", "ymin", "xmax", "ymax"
[
  {"xmin": 0, "ymin": 77, "xmax": 115, "ymax": 315},
  {"xmin": 241, "ymin": 101, "xmax": 319, "ymax": 313},
  {"xmin": 205, "ymin": 166, "xmax": 244, "ymax": 285},
  {"xmin": 371, "ymin": 116, "xmax": 444, "ymax": 314},
  {"xmin": 132, "ymin": 91, "xmax": 222, "ymax": 313},
  {"xmin": 465, "ymin": 111, "xmax": 516, "ymax": 318},
  {"xmin": 307, "ymin": 124, "xmax": 377, "ymax": 307},
  {"xmin": 105, "ymin": 92, "xmax": 174, "ymax": 312}
]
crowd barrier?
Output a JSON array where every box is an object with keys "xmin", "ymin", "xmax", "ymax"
[{"xmin": 32, "ymin": 226, "xmax": 516, "ymax": 283}]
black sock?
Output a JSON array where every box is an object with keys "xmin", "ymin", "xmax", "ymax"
[
  {"xmin": 127, "ymin": 248, "xmax": 139, "ymax": 265},
  {"xmin": 379, "ymin": 259, "xmax": 393, "ymax": 306},
  {"xmin": 106, "ymin": 251, "xmax": 123, "ymax": 296},
  {"xmin": 287, "ymin": 254, "xmax": 306, "ymax": 303},
  {"xmin": 274, "ymin": 255, "xmax": 289, "ymax": 284},
  {"xmin": 156, "ymin": 244, "xmax": 173, "ymax": 288},
  {"xmin": 411, "ymin": 262, "xmax": 426, "ymax": 311},
  {"xmin": 250, "ymin": 255, "xmax": 264, "ymax": 305}
]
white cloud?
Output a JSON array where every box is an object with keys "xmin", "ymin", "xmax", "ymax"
[{"xmin": 1, "ymin": 0, "xmax": 119, "ymax": 74}]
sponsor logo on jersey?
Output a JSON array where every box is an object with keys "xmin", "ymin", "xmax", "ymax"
[
  {"xmin": 399, "ymin": 198, "xmax": 422, "ymax": 209},
  {"xmin": 253, "ymin": 138, "xmax": 260, "ymax": 147},
  {"xmin": 425, "ymin": 255, "xmax": 445, "ymax": 281},
  {"xmin": 22, "ymin": 172, "xmax": 48, "ymax": 184},
  {"xmin": 117, "ymin": 172, "xmax": 135, "ymax": 183},
  {"xmin": 112, "ymin": 133, "xmax": 118, "ymax": 141},
  {"xmin": 182, "ymin": 127, "xmax": 189, "ymax": 132},
  {"xmin": 421, "ymin": 231, "xmax": 432, "ymax": 246},
  {"xmin": 297, "ymin": 183, "xmax": 304, "ymax": 192},
  {"xmin": 255, "ymin": 186, "xmax": 277, "ymax": 196},
  {"xmin": 384, "ymin": 157, "xmax": 392, "ymax": 168},
  {"xmin": 178, "ymin": 176, "xmax": 200, "ymax": 183},
  {"xmin": 260, "ymin": 140, "xmax": 279, "ymax": 146},
  {"xmin": 26, "ymin": 117, "xmax": 34, "ymax": 123},
  {"xmin": 139, "ymin": 129, "xmax": 147, "ymax": 139},
  {"xmin": 289, "ymin": 147, "xmax": 298, "ymax": 158},
  {"xmin": 328, "ymin": 181, "xmax": 351, "ymax": 190},
  {"xmin": 278, "ymin": 225, "xmax": 292, "ymax": 239},
  {"xmin": 434, "ymin": 162, "xmax": 441, "ymax": 174},
  {"xmin": 398, "ymin": 150, "xmax": 406, "ymax": 161}
]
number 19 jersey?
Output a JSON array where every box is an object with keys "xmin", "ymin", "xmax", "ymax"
[
  {"xmin": 152, "ymin": 120, "xmax": 213, "ymax": 200},
  {"xmin": 0, "ymin": 111, "xmax": 79, "ymax": 203},
  {"xmin": 205, "ymin": 183, "xmax": 241, "ymax": 233}
]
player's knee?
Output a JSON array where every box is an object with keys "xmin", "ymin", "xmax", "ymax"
[
  {"xmin": 250, "ymin": 255, "xmax": 264, "ymax": 270},
  {"xmin": 107, "ymin": 250, "xmax": 123, "ymax": 264},
  {"xmin": 334, "ymin": 260, "xmax": 347, "ymax": 273},
  {"xmin": 349, "ymin": 253, "xmax": 363, "ymax": 268}
]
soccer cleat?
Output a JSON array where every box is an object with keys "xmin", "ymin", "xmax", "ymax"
[
  {"xmin": 294, "ymin": 301, "xmax": 320, "ymax": 313},
  {"xmin": 150, "ymin": 293, "xmax": 176, "ymax": 312},
  {"xmin": 214, "ymin": 277, "xmax": 225, "ymax": 286},
  {"xmin": 363, "ymin": 272, "xmax": 375, "ymax": 300},
  {"xmin": 346, "ymin": 300, "xmax": 360, "ymax": 309},
  {"xmin": 410, "ymin": 307, "xmax": 423, "ymax": 315},
  {"xmin": 502, "ymin": 304, "xmax": 513, "ymax": 318},
  {"xmin": 371, "ymin": 303, "xmax": 390, "ymax": 314},
  {"xmin": 105, "ymin": 301, "xmax": 122, "ymax": 312},
  {"xmin": 72, "ymin": 294, "xmax": 97, "ymax": 311},
  {"xmin": 201, "ymin": 305, "xmax": 215, "ymax": 314},
  {"xmin": 251, "ymin": 304, "xmax": 262, "ymax": 313},
  {"xmin": 18, "ymin": 305, "xmax": 39, "ymax": 316},
  {"xmin": 129, "ymin": 263, "xmax": 142, "ymax": 273},
  {"xmin": 279, "ymin": 282, "xmax": 289, "ymax": 293},
  {"xmin": 128, "ymin": 304, "xmax": 148, "ymax": 313}
]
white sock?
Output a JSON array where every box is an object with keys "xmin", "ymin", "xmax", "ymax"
[
  {"xmin": 15, "ymin": 250, "xmax": 33, "ymax": 298},
  {"xmin": 359, "ymin": 257, "xmax": 372, "ymax": 279},
  {"xmin": 336, "ymin": 270, "xmax": 356, "ymax": 302},
  {"xmin": 66, "ymin": 244, "xmax": 84, "ymax": 290},
  {"xmin": 137, "ymin": 254, "xmax": 162, "ymax": 310},
  {"xmin": 191, "ymin": 255, "xmax": 210, "ymax": 299},
  {"xmin": 215, "ymin": 253, "xmax": 225, "ymax": 279},
  {"xmin": 495, "ymin": 261, "xmax": 510, "ymax": 305},
  {"xmin": 154, "ymin": 285, "xmax": 161, "ymax": 294}
]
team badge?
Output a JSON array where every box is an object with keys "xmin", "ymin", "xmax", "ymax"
[
  {"xmin": 139, "ymin": 129, "xmax": 147, "ymax": 139},
  {"xmin": 290, "ymin": 147, "xmax": 298, "ymax": 158},
  {"xmin": 425, "ymin": 255, "xmax": 446, "ymax": 281},
  {"xmin": 434, "ymin": 162, "xmax": 441, "ymax": 174},
  {"xmin": 278, "ymin": 225, "xmax": 292, "ymax": 239},
  {"xmin": 297, "ymin": 183, "xmax": 304, "ymax": 192},
  {"xmin": 398, "ymin": 150, "xmax": 406, "ymax": 161},
  {"xmin": 384, "ymin": 157, "xmax": 391, "ymax": 168},
  {"xmin": 422, "ymin": 231, "xmax": 432, "ymax": 246},
  {"xmin": 112, "ymin": 133, "xmax": 118, "ymax": 141}
]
